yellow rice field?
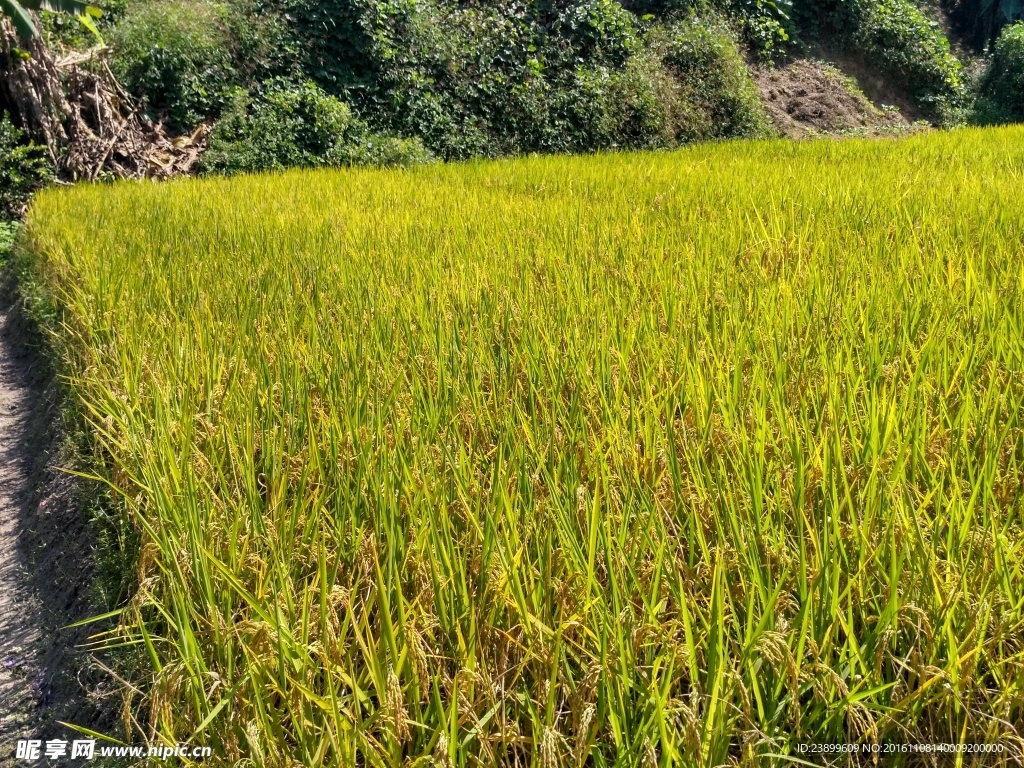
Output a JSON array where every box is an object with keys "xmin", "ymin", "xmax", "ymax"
[{"xmin": 20, "ymin": 127, "xmax": 1024, "ymax": 765}]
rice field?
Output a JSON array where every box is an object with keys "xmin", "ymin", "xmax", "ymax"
[{"xmin": 20, "ymin": 127, "xmax": 1024, "ymax": 766}]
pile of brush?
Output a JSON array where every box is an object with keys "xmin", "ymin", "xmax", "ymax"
[{"xmin": 1, "ymin": 16, "xmax": 207, "ymax": 182}]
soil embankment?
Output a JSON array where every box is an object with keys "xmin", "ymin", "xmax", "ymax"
[{"xmin": 755, "ymin": 58, "xmax": 917, "ymax": 138}]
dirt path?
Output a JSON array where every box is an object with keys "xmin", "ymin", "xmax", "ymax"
[
  {"xmin": 0, "ymin": 298, "xmax": 118, "ymax": 766},
  {"xmin": 0, "ymin": 306, "xmax": 47, "ymax": 758}
]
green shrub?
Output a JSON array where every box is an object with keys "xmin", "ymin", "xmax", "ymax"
[
  {"xmin": 281, "ymin": 0, "xmax": 768, "ymax": 159},
  {"xmin": 353, "ymin": 0, "xmax": 577, "ymax": 159},
  {"xmin": 574, "ymin": 15, "xmax": 772, "ymax": 148},
  {"xmin": 622, "ymin": 0, "xmax": 794, "ymax": 58},
  {"xmin": 41, "ymin": 0, "xmax": 128, "ymax": 48},
  {"xmin": 560, "ymin": 0, "xmax": 641, "ymax": 64},
  {"xmin": 223, "ymin": 0, "xmax": 302, "ymax": 84},
  {"xmin": 109, "ymin": 0, "xmax": 237, "ymax": 129},
  {"xmin": 278, "ymin": 0, "xmax": 377, "ymax": 93},
  {"xmin": 201, "ymin": 80, "xmax": 432, "ymax": 174},
  {"xmin": 730, "ymin": 0, "xmax": 793, "ymax": 57},
  {"xmin": 328, "ymin": 134, "xmax": 435, "ymax": 168},
  {"xmin": 201, "ymin": 82, "xmax": 350, "ymax": 174},
  {"xmin": 0, "ymin": 114, "xmax": 53, "ymax": 220},
  {"xmin": 974, "ymin": 22, "xmax": 1024, "ymax": 123},
  {"xmin": 546, "ymin": 16, "xmax": 771, "ymax": 150},
  {"xmin": 599, "ymin": 53, "xmax": 679, "ymax": 148},
  {"xmin": 282, "ymin": 0, "xmax": 665, "ymax": 158},
  {"xmin": 658, "ymin": 16, "xmax": 772, "ymax": 141}
]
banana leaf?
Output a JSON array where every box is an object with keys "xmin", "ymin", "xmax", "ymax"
[{"xmin": 1, "ymin": 0, "xmax": 100, "ymax": 39}]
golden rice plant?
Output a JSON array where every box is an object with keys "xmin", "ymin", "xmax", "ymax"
[{"xmin": 20, "ymin": 126, "xmax": 1024, "ymax": 766}]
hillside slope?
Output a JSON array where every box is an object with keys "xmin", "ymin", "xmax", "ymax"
[{"xmin": 1, "ymin": 0, "xmax": 1017, "ymax": 187}]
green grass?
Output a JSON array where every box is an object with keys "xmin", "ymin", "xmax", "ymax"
[{"xmin": 20, "ymin": 127, "xmax": 1024, "ymax": 766}]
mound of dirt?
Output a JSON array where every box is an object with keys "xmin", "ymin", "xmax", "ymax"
[{"xmin": 755, "ymin": 59, "xmax": 913, "ymax": 138}]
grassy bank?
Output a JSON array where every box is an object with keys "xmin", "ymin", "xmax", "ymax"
[{"xmin": 20, "ymin": 128, "xmax": 1024, "ymax": 765}]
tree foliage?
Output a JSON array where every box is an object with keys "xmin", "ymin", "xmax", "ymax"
[{"xmin": 107, "ymin": 0, "xmax": 236, "ymax": 129}]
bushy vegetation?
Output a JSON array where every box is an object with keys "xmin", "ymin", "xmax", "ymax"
[
  {"xmin": 792, "ymin": 0, "xmax": 967, "ymax": 119},
  {"xmin": 14, "ymin": 0, "xmax": 1024, "ymax": 187},
  {"xmin": 90, "ymin": 0, "xmax": 1024, "ymax": 169},
  {"xmin": 95, "ymin": 0, "xmax": 989, "ymax": 170},
  {"xmin": 0, "ymin": 114, "xmax": 53, "ymax": 220},
  {"xmin": 623, "ymin": 0, "xmax": 793, "ymax": 57},
  {"xmin": 283, "ymin": 0, "xmax": 770, "ymax": 159},
  {"xmin": 99, "ymin": 0, "xmax": 770, "ymax": 163},
  {"xmin": 201, "ymin": 80, "xmax": 432, "ymax": 174},
  {"xmin": 101, "ymin": 0, "xmax": 298, "ymax": 129},
  {"xmin": 37, "ymin": 0, "xmax": 128, "ymax": 48},
  {"xmin": 107, "ymin": 0, "xmax": 239, "ymax": 129},
  {"xmin": 856, "ymin": 0, "xmax": 966, "ymax": 119},
  {"xmin": 21, "ymin": 127, "xmax": 1024, "ymax": 764},
  {"xmin": 657, "ymin": 15, "xmax": 771, "ymax": 141},
  {"xmin": 973, "ymin": 22, "xmax": 1024, "ymax": 123}
]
